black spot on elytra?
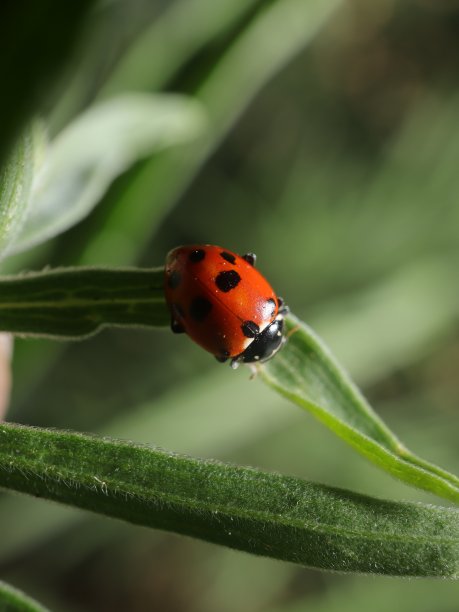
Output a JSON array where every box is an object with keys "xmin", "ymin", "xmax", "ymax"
[
  {"xmin": 189, "ymin": 249, "xmax": 205, "ymax": 262},
  {"xmin": 220, "ymin": 251, "xmax": 236, "ymax": 265},
  {"xmin": 241, "ymin": 320, "xmax": 260, "ymax": 338},
  {"xmin": 168, "ymin": 270, "xmax": 181, "ymax": 289},
  {"xmin": 189, "ymin": 296, "xmax": 212, "ymax": 321},
  {"xmin": 215, "ymin": 270, "xmax": 241, "ymax": 292}
]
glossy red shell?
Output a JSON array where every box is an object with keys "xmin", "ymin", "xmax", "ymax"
[{"xmin": 164, "ymin": 244, "xmax": 279, "ymax": 359}]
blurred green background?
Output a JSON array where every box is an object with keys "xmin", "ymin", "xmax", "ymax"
[{"xmin": 2, "ymin": 0, "xmax": 459, "ymax": 609}]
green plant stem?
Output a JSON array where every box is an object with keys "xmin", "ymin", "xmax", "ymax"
[
  {"xmin": 0, "ymin": 422, "xmax": 458, "ymax": 578},
  {"xmin": 0, "ymin": 266, "xmax": 167, "ymax": 338}
]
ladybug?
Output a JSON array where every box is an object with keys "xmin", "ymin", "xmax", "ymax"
[{"xmin": 164, "ymin": 244, "xmax": 287, "ymax": 369}]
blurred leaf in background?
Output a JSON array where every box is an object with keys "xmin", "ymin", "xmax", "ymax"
[
  {"xmin": 0, "ymin": 122, "xmax": 46, "ymax": 260},
  {"xmin": 10, "ymin": 93, "xmax": 205, "ymax": 256},
  {"xmin": 1, "ymin": 0, "xmax": 459, "ymax": 610},
  {"xmin": 0, "ymin": 0, "xmax": 97, "ymax": 166}
]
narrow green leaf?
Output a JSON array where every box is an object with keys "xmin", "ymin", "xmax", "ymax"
[
  {"xmin": 0, "ymin": 123, "xmax": 45, "ymax": 259},
  {"xmin": 0, "ymin": 580, "xmax": 49, "ymax": 612},
  {"xmin": 262, "ymin": 315, "xmax": 459, "ymax": 504},
  {"xmin": 10, "ymin": 94, "xmax": 205, "ymax": 255},
  {"xmin": 0, "ymin": 267, "xmax": 167, "ymax": 338},
  {"xmin": 0, "ymin": 423, "xmax": 458, "ymax": 578}
]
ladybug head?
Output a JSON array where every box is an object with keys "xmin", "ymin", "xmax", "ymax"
[{"xmin": 232, "ymin": 315, "xmax": 285, "ymax": 367}]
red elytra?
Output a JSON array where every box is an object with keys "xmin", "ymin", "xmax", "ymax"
[{"xmin": 164, "ymin": 244, "xmax": 286, "ymax": 368}]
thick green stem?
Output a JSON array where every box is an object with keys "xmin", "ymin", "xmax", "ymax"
[
  {"xmin": 0, "ymin": 423, "xmax": 458, "ymax": 578},
  {"xmin": 0, "ymin": 266, "xmax": 168, "ymax": 338}
]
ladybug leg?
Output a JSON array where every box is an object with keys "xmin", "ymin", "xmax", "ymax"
[
  {"xmin": 230, "ymin": 357, "xmax": 241, "ymax": 370},
  {"xmin": 248, "ymin": 362, "xmax": 261, "ymax": 379},
  {"xmin": 277, "ymin": 297, "xmax": 289, "ymax": 315},
  {"xmin": 242, "ymin": 252, "xmax": 256, "ymax": 267},
  {"xmin": 170, "ymin": 318, "xmax": 185, "ymax": 334},
  {"xmin": 216, "ymin": 349, "xmax": 230, "ymax": 364}
]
